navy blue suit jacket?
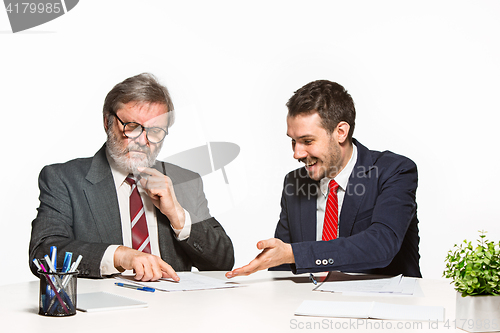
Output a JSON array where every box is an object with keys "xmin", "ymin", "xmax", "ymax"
[{"xmin": 273, "ymin": 139, "xmax": 421, "ymax": 277}]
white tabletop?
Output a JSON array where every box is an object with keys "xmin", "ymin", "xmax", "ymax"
[{"xmin": 1, "ymin": 271, "xmax": 461, "ymax": 332}]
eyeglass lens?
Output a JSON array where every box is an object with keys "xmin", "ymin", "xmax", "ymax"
[{"xmin": 123, "ymin": 123, "xmax": 166, "ymax": 143}]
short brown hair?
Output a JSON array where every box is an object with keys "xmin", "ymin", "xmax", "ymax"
[{"xmin": 287, "ymin": 80, "xmax": 355, "ymax": 141}]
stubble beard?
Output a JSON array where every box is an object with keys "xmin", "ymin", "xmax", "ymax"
[{"xmin": 302, "ymin": 142, "xmax": 342, "ymax": 181}]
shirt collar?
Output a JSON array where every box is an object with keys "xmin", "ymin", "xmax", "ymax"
[{"xmin": 320, "ymin": 143, "xmax": 358, "ymax": 197}]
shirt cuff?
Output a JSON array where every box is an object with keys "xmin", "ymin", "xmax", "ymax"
[
  {"xmin": 100, "ymin": 245, "xmax": 122, "ymax": 276},
  {"xmin": 172, "ymin": 209, "xmax": 192, "ymax": 240}
]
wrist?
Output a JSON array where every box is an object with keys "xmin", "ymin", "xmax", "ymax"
[
  {"xmin": 168, "ymin": 205, "xmax": 186, "ymax": 229},
  {"xmin": 113, "ymin": 246, "xmax": 127, "ymax": 271}
]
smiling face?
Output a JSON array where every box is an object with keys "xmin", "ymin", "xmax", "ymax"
[
  {"xmin": 105, "ymin": 101, "xmax": 169, "ymax": 173},
  {"xmin": 287, "ymin": 112, "xmax": 351, "ymax": 181}
]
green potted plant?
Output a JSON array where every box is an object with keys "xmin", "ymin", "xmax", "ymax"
[{"xmin": 443, "ymin": 231, "xmax": 500, "ymax": 332}]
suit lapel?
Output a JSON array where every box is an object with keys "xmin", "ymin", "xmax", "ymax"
[
  {"xmin": 339, "ymin": 139, "xmax": 373, "ymax": 237},
  {"xmin": 299, "ymin": 173, "xmax": 318, "ymax": 242},
  {"xmin": 83, "ymin": 145, "xmax": 123, "ymax": 244}
]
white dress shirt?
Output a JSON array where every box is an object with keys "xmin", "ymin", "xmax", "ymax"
[
  {"xmin": 316, "ymin": 143, "xmax": 358, "ymax": 241},
  {"xmin": 100, "ymin": 151, "xmax": 192, "ymax": 276}
]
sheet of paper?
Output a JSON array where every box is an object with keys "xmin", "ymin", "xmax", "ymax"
[
  {"xmin": 341, "ymin": 278, "xmax": 417, "ymax": 296},
  {"xmin": 77, "ymin": 292, "xmax": 147, "ymax": 312},
  {"xmin": 295, "ymin": 300, "xmax": 444, "ymax": 322},
  {"xmin": 371, "ymin": 302, "xmax": 444, "ymax": 321},
  {"xmin": 115, "ymin": 272, "xmax": 242, "ymax": 292},
  {"xmin": 315, "ymin": 274, "xmax": 417, "ymax": 296},
  {"xmin": 295, "ymin": 300, "xmax": 373, "ymax": 318}
]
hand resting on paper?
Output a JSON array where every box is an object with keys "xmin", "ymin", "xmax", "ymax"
[{"xmin": 114, "ymin": 246, "xmax": 180, "ymax": 282}]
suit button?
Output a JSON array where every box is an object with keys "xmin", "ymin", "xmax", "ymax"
[
  {"xmin": 328, "ymin": 258, "xmax": 334, "ymax": 265},
  {"xmin": 322, "ymin": 259, "xmax": 328, "ymax": 265},
  {"xmin": 315, "ymin": 259, "xmax": 321, "ymax": 266}
]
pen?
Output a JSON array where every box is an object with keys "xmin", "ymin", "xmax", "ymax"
[
  {"xmin": 50, "ymin": 246, "xmax": 57, "ymax": 270},
  {"xmin": 62, "ymin": 254, "xmax": 82, "ymax": 288},
  {"xmin": 36, "ymin": 258, "xmax": 54, "ymax": 310},
  {"xmin": 62, "ymin": 252, "xmax": 73, "ymax": 273},
  {"xmin": 115, "ymin": 282, "xmax": 155, "ymax": 292},
  {"xmin": 309, "ymin": 273, "xmax": 318, "ymax": 285}
]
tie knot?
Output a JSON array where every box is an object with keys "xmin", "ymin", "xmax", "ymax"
[
  {"xmin": 329, "ymin": 179, "xmax": 339, "ymax": 192},
  {"xmin": 126, "ymin": 176, "xmax": 136, "ymax": 186}
]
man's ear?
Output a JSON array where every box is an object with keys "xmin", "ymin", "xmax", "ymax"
[
  {"xmin": 104, "ymin": 114, "xmax": 109, "ymax": 131},
  {"xmin": 336, "ymin": 121, "xmax": 350, "ymax": 144}
]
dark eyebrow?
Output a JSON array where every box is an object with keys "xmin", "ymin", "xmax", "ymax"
[
  {"xmin": 286, "ymin": 132, "xmax": 315, "ymax": 139},
  {"xmin": 297, "ymin": 135, "xmax": 315, "ymax": 140}
]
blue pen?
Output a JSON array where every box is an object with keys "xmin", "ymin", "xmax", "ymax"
[
  {"xmin": 50, "ymin": 246, "xmax": 57, "ymax": 270},
  {"xmin": 309, "ymin": 273, "xmax": 318, "ymax": 285},
  {"xmin": 115, "ymin": 282, "xmax": 155, "ymax": 292},
  {"xmin": 62, "ymin": 252, "xmax": 73, "ymax": 273}
]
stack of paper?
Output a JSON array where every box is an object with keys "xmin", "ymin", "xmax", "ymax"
[{"xmin": 315, "ymin": 274, "xmax": 417, "ymax": 296}]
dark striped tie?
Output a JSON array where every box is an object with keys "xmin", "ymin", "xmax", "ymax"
[{"xmin": 126, "ymin": 176, "xmax": 151, "ymax": 253}]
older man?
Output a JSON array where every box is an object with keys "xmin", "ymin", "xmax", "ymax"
[{"xmin": 29, "ymin": 73, "xmax": 234, "ymax": 281}]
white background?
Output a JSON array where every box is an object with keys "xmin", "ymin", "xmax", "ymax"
[{"xmin": 1, "ymin": 0, "xmax": 499, "ymax": 286}]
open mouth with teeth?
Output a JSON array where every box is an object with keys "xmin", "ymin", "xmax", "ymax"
[{"xmin": 304, "ymin": 159, "xmax": 318, "ymax": 170}]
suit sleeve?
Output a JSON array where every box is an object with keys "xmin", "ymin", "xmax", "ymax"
[
  {"xmin": 269, "ymin": 174, "xmax": 295, "ymax": 271},
  {"xmin": 28, "ymin": 165, "xmax": 110, "ymax": 278},
  {"xmin": 173, "ymin": 175, "xmax": 235, "ymax": 271},
  {"xmin": 290, "ymin": 157, "xmax": 418, "ymax": 275}
]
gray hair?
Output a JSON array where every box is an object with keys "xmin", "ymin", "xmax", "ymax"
[{"xmin": 103, "ymin": 72, "xmax": 175, "ymax": 128}]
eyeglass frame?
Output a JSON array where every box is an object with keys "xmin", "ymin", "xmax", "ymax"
[{"xmin": 110, "ymin": 111, "xmax": 168, "ymax": 144}]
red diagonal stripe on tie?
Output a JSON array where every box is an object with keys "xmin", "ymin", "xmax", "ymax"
[{"xmin": 322, "ymin": 180, "xmax": 339, "ymax": 241}]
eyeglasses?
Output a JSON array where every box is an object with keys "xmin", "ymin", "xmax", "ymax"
[{"xmin": 111, "ymin": 112, "xmax": 168, "ymax": 144}]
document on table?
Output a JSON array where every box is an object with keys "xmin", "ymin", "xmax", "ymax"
[
  {"xmin": 295, "ymin": 300, "xmax": 444, "ymax": 321},
  {"xmin": 315, "ymin": 274, "xmax": 417, "ymax": 296},
  {"xmin": 77, "ymin": 292, "xmax": 148, "ymax": 312},
  {"xmin": 115, "ymin": 272, "xmax": 242, "ymax": 292}
]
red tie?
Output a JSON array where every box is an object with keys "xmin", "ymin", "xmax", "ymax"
[
  {"xmin": 126, "ymin": 176, "xmax": 151, "ymax": 253},
  {"xmin": 322, "ymin": 179, "xmax": 339, "ymax": 241}
]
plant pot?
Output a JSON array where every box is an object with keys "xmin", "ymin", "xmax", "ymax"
[{"xmin": 455, "ymin": 292, "xmax": 500, "ymax": 332}]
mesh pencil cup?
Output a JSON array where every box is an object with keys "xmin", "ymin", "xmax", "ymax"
[{"xmin": 38, "ymin": 269, "xmax": 78, "ymax": 316}]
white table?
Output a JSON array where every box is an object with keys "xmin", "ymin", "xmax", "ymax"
[{"xmin": 1, "ymin": 271, "xmax": 462, "ymax": 332}]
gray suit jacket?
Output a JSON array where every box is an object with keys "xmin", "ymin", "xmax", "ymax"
[{"xmin": 29, "ymin": 144, "xmax": 234, "ymax": 278}]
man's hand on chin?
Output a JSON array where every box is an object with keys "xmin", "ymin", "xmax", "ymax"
[
  {"xmin": 137, "ymin": 166, "xmax": 186, "ymax": 229},
  {"xmin": 225, "ymin": 238, "xmax": 294, "ymax": 278},
  {"xmin": 114, "ymin": 246, "xmax": 180, "ymax": 282}
]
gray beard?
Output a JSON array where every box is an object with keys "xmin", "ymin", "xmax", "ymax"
[{"xmin": 106, "ymin": 128, "xmax": 162, "ymax": 174}]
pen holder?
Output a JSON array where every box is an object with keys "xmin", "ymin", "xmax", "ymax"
[{"xmin": 38, "ymin": 269, "xmax": 78, "ymax": 316}]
